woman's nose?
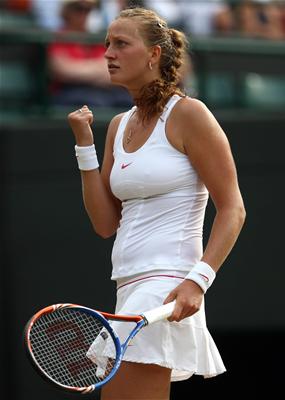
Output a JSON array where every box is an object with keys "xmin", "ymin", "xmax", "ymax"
[{"xmin": 104, "ymin": 46, "xmax": 115, "ymax": 60}]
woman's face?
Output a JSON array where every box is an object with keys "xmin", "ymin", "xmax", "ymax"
[{"xmin": 105, "ymin": 18, "xmax": 159, "ymax": 92}]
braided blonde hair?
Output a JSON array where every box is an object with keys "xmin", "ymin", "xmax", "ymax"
[{"xmin": 117, "ymin": 7, "xmax": 188, "ymax": 122}]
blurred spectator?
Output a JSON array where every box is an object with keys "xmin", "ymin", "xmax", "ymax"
[
  {"xmin": 236, "ymin": 0, "xmax": 285, "ymax": 40},
  {"xmin": 179, "ymin": 0, "xmax": 234, "ymax": 36},
  {"xmin": 31, "ymin": 0, "xmax": 145, "ymax": 33},
  {"xmin": 47, "ymin": 0, "xmax": 133, "ymax": 108},
  {"xmin": 31, "ymin": 0, "xmax": 104, "ymax": 32}
]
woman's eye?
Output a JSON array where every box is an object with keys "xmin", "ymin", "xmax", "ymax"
[
  {"xmin": 117, "ymin": 40, "xmax": 127, "ymax": 47},
  {"xmin": 105, "ymin": 40, "xmax": 128, "ymax": 49}
]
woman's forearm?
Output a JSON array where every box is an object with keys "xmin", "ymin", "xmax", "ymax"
[
  {"xmin": 80, "ymin": 169, "xmax": 121, "ymax": 239},
  {"xmin": 202, "ymin": 202, "xmax": 246, "ymax": 272}
]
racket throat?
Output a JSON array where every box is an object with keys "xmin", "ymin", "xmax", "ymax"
[{"xmin": 141, "ymin": 315, "xmax": 149, "ymax": 325}]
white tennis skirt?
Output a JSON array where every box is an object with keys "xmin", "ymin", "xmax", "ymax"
[{"xmin": 111, "ymin": 271, "xmax": 226, "ymax": 382}]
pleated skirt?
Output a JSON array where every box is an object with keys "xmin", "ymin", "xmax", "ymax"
[{"xmin": 111, "ymin": 272, "xmax": 226, "ymax": 381}]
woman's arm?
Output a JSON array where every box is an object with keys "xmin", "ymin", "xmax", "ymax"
[
  {"xmin": 164, "ymin": 97, "xmax": 246, "ymax": 321},
  {"xmin": 49, "ymin": 55, "xmax": 111, "ymax": 86},
  {"xmin": 68, "ymin": 106, "xmax": 123, "ymax": 238},
  {"xmin": 182, "ymin": 98, "xmax": 246, "ymax": 271}
]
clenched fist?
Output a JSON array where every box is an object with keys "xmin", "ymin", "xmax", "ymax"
[{"xmin": 67, "ymin": 105, "xmax": 94, "ymax": 146}]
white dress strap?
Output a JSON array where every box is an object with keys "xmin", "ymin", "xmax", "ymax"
[{"xmin": 161, "ymin": 94, "xmax": 183, "ymax": 122}]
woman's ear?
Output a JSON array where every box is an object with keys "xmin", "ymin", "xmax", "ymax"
[{"xmin": 150, "ymin": 45, "xmax": 162, "ymax": 66}]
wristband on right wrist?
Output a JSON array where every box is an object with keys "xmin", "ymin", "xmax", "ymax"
[
  {"xmin": 185, "ymin": 261, "xmax": 216, "ymax": 293},
  {"xmin": 75, "ymin": 144, "xmax": 99, "ymax": 171}
]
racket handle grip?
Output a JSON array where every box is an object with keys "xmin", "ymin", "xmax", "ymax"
[{"xmin": 142, "ymin": 301, "xmax": 176, "ymax": 325}]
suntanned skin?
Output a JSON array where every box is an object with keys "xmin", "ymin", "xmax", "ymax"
[{"xmin": 68, "ymin": 15, "xmax": 246, "ymax": 400}]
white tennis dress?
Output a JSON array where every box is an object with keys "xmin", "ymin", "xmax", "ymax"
[{"xmin": 109, "ymin": 95, "xmax": 226, "ymax": 380}]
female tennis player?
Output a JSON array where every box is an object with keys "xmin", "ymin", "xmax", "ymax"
[{"xmin": 67, "ymin": 7, "xmax": 246, "ymax": 400}]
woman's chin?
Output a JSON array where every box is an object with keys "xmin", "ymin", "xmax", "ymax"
[{"xmin": 110, "ymin": 78, "xmax": 126, "ymax": 88}]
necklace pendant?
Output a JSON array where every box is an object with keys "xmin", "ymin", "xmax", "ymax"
[{"xmin": 126, "ymin": 130, "xmax": 133, "ymax": 144}]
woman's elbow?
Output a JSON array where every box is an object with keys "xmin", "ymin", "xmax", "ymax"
[
  {"xmin": 237, "ymin": 201, "xmax": 246, "ymax": 229},
  {"xmin": 97, "ymin": 230, "xmax": 116, "ymax": 239},
  {"xmin": 92, "ymin": 224, "xmax": 117, "ymax": 239}
]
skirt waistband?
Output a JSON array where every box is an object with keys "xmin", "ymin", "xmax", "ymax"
[{"xmin": 116, "ymin": 270, "xmax": 188, "ymax": 290}]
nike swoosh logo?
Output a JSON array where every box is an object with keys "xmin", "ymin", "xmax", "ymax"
[
  {"xmin": 121, "ymin": 162, "xmax": 132, "ymax": 169},
  {"xmin": 198, "ymin": 273, "xmax": 209, "ymax": 282}
]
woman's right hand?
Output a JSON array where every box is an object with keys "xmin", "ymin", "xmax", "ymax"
[{"xmin": 67, "ymin": 105, "xmax": 94, "ymax": 146}]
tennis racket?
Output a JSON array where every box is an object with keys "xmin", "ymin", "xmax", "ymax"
[{"xmin": 24, "ymin": 301, "xmax": 175, "ymax": 394}]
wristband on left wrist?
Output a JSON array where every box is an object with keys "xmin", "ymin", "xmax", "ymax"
[{"xmin": 185, "ymin": 261, "xmax": 216, "ymax": 293}]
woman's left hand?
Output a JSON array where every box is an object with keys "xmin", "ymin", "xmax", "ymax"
[{"xmin": 163, "ymin": 280, "xmax": 204, "ymax": 322}]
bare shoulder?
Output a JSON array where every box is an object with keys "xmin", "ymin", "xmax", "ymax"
[
  {"xmin": 173, "ymin": 98, "xmax": 227, "ymax": 148},
  {"xmin": 166, "ymin": 97, "xmax": 221, "ymax": 154},
  {"xmin": 174, "ymin": 97, "xmax": 218, "ymax": 130},
  {"xmin": 176, "ymin": 96, "xmax": 208, "ymax": 113}
]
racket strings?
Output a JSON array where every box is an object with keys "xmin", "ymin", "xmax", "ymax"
[{"xmin": 29, "ymin": 309, "xmax": 117, "ymax": 388}]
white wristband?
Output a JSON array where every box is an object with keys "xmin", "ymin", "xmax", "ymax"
[
  {"xmin": 185, "ymin": 261, "xmax": 216, "ymax": 293},
  {"xmin": 75, "ymin": 144, "xmax": 99, "ymax": 171}
]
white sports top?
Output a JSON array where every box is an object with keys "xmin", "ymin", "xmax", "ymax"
[{"xmin": 110, "ymin": 95, "xmax": 209, "ymax": 280}]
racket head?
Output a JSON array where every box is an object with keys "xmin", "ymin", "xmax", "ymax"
[{"xmin": 24, "ymin": 304, "xmax": 122, "ymax": 394}]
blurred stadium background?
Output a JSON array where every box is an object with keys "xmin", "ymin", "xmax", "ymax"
[{"xmin": 1, "ymin": 0, "xmax": 284, "ymax": 399}]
